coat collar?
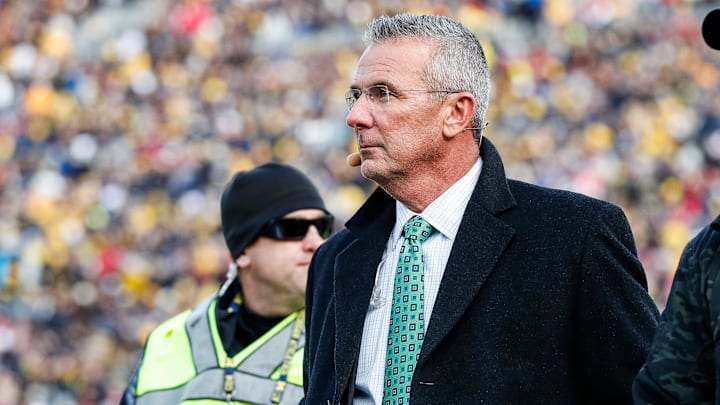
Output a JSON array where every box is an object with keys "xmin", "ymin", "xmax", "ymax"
[{"xmin": 345, "ymin": 137, "xmax": 516, "ymax": 234}]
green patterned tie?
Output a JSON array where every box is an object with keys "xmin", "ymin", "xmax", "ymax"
[{"xmin": 383, "ymin": 216, "xmax": 434, "ymax": 405}]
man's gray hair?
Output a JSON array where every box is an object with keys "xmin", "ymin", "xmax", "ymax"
[{"xmin": 363, "ymin": 13, "xmax": 491, "ymax": 141}]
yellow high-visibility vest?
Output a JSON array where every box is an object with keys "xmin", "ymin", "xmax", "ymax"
[{"xmin": 134, "ymin": 296, "xmax": 304, "ymax": 404}]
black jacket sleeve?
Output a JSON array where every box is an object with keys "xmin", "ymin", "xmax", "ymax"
[{"xmin": 633, "ymin": 216, "xmax": 720, "ymax": 404}]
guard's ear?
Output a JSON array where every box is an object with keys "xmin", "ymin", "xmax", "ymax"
[
  {"xmin": 236, "ymin": 254, "xmax": 251, "ymax": 269},
  {"xmin": 442, "ymin": 92, "xmax": 476, "ymax": 138}
]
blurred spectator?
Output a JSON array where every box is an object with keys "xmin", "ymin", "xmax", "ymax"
[{"xmin": 0, "ymin": 0, "xmax": 719, "ymax": 402}]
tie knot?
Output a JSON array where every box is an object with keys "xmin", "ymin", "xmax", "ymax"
[{"xmin": 403, "ymin": 216, "xmax": 434, "ymax": 244}]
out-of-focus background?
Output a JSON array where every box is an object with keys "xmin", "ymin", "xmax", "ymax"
[{"xmin": 0, "ymin": 0, "xmax": 719, "ymax": 403}]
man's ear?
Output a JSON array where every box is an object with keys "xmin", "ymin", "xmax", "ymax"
[{"xmin": 442, "ymin": 92, "xmax": 476, "ymax": 138}]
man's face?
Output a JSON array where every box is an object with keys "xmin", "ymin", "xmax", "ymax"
[
  {"xmin": 239, "ymin": 208, "xmax": 329, "ymax": 314},
  {"xmin": 346, "ymin": 38, "xmax": 448, "ymax": 186}
]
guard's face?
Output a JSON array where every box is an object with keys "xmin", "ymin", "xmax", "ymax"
[{"xmin": 239, "ymin": 208, "xmax": 329, "ymax": 314}]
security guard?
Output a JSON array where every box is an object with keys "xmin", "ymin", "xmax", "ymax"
[{"xmin": 121, "ymin": 163, "xmax": 333, "ymax": 404}]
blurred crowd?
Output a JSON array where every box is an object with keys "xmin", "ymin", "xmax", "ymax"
[{"xmin": 0, "ymin": 0, "xmax": 719, "ymax": 403}]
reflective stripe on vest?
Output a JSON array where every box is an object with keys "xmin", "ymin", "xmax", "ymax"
[
  {"xmin": 136, "ymin": 296, "xmax": 304, "ymax": 404},
  {"xmin": 135, "ymin": 367, "xmax": 304, "ymax": 404},
  {"xmin": 187, "ymin": 296, "xmax": 217, "ymax": 373}
]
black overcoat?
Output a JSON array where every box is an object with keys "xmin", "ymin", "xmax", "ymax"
[{"xmin": 303, "ymin": 138, "xmax": 660, "ymax": 404}]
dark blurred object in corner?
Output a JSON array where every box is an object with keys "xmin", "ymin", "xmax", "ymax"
[{"xmin": 703, "ymin": 9, "xmax": 720, "ymax": 50}]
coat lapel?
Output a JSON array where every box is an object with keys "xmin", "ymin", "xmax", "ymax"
[
  {"xmin": 420, "ymin": 208, "xmax": 514, "ymax": 357},
  {"xmin": 420, "ymin": 138, "xmax": 517, "ymax": 360},
  {"xmin": 333, "ymin": 189, "xmax": 396, "ymax": 393}
]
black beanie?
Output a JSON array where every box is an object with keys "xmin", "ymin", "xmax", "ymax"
[{"xmin": 221, "ymin": 162, "xmax": 328, "ymax": 259}]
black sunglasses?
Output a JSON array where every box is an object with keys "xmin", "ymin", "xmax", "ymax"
[{"xmin": 258, "ymin": 214, "xmax": 334, "ymax": 241}]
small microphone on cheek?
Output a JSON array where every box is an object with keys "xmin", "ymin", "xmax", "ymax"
[
  {"xmin": 346, "ymin": 152, "xmax": 361, "ymax": 167},
  {"xmin": 347, "ymin": 124, "xmax": 362, "ymax": 167}
]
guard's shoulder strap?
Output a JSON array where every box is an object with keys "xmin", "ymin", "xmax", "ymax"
[{"xmin": 185, "ymin": 295, "xmax": 219, "ymax": 372}]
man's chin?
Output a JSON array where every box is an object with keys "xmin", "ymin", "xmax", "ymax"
[{"xmin": 359, "ymin": 162, "xmax": 384, "ymax": 182}]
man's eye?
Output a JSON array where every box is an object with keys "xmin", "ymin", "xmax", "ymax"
[{"xmin": 376, "ymin": 87, "xmax": 392, "ymax": 97}]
